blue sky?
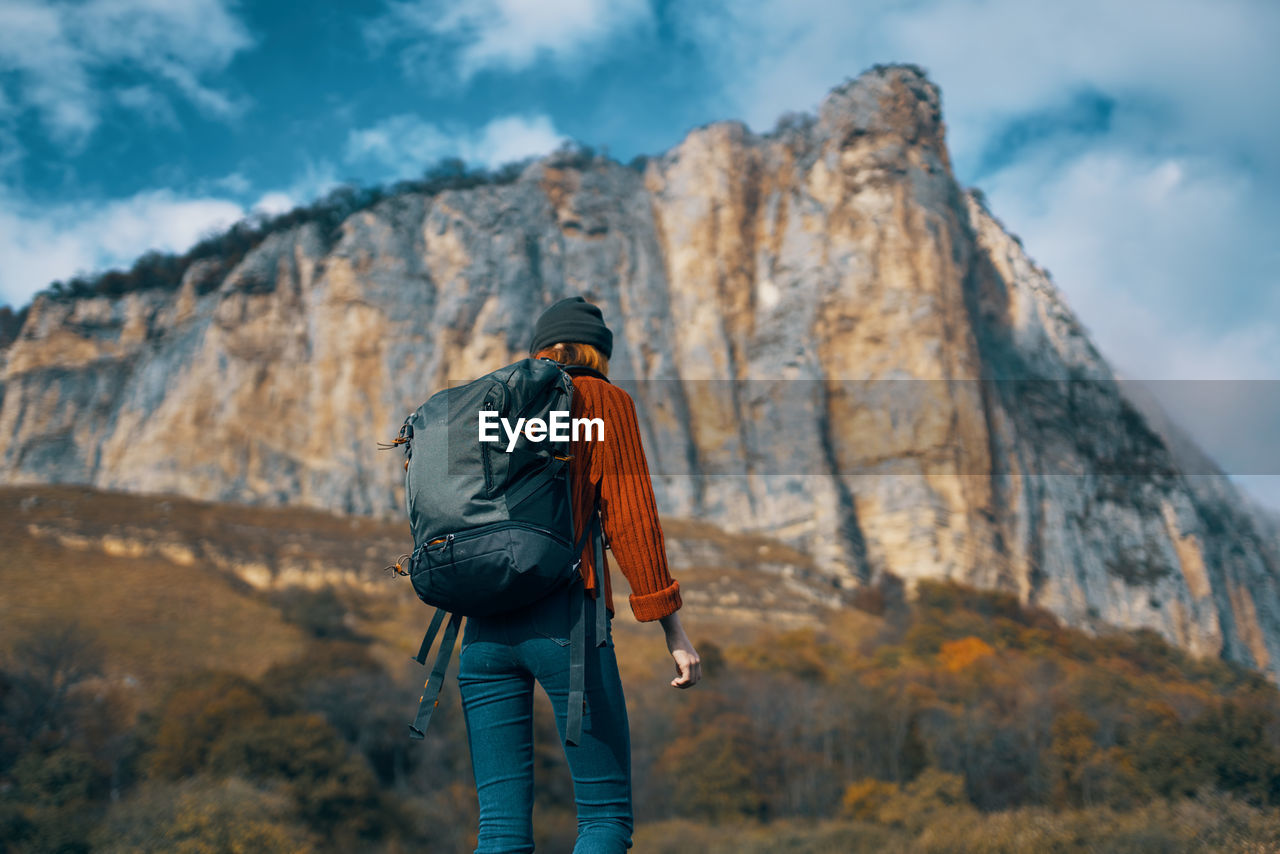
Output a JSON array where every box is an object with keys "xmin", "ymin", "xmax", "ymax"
[{"xmin": 2, "ymin": 0, "xmax": 1278, "ymax": 503}]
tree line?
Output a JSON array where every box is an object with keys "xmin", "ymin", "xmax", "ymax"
[{"xmin": 5, "ymin": 143, "xmax": 617, "ymax": 331}]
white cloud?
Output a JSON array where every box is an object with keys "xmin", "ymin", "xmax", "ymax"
[
  {"xmin": 983, "ymin": 146, "xmax": 1280, "ymax": 380},
  {"xmin": 678, "ymin": 0, "xmax": 1280, "ymax": 172},
  {"xmin": 978, "ymin": 145, "xmax": 1280, "ymax": 486},
  {"xmin": 114, "ymin": 85, "xmax": 180, "ymax": 127},
  {"xmin": 210, "ymin": 172, "xmax": 252, "ymax": 195},
  {"xmin": 0, "ymin": 125, "xmax": 23, "ymax": 177},
  {"xmin": 0, "ymin": 0, "xmax": 252, "ymax": 146},
  {"xmin": 270, "ymin": 159, "xmax": 343, "ymax": 213},
  {"xmin": 0, "ymin": 154, "xmax": 347, "ymax": 309},
  {"xmin": 367, "ymin": 0, "xmax": 652, "ymax": 81},
  {"xmin": 346, "ymin": 114, "xmax": 453, "ymax": 167},
  {"xmin": 0, "ymin": 0, "xmax": 96, "ymax": 140},
  {"xmin": 890, "ymin": 0, "xmax": 1279, "ymax": 180},
  {"xmin": 252, "ymin": 192, "xmax": 297, "ymax": 217},
  {"xmin": 345, "ymin": 113, "xmax": 565, "ymax": 175},
  {"xmin": 0, "ymin": 189, "xmax": 244, "ymax": 307},
  {"xmin": 469, "ymin": 115, "xmax": 565, "ymax": 168}
]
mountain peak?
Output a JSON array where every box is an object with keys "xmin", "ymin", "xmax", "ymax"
[{"xmin": 818, "ymin": 63, "xmax": 946, "ymax": 152}]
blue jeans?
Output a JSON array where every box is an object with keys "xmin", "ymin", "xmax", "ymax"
[{"xmin": 458, "ymin": 580, "xmax": 634, "ymax": 853}]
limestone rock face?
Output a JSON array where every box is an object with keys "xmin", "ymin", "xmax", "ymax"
[{"xmin": 3, "ymin": 65, "xmax": 1279, "ymax": 678}]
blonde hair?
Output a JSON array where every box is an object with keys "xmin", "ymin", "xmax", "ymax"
[{"xmin": 532, "ymin": 342, "xmax": 610, "ymax": 377}]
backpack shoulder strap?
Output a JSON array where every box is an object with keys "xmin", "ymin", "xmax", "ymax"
[{"xmin": 591, "ymin": 508, "xmax": 608, "ymax": 643}]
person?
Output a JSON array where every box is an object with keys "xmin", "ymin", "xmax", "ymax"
[{"xmin": 456, "ymin": 295, "xmax": 701, "ymax": 853}]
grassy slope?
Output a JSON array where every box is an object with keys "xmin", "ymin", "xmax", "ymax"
[
  {"xmin": 1, "ymin": 490, "xmax": 308, "ymax": 689},
  {"xmin": 0, "ymin": 483, "xmax": 841, "ymax": 703}
]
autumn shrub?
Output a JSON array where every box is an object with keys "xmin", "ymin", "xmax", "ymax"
[
  {"xmin": 206, "ymin": 713, "xmax": 387, "ymax": 839},
  {"xmin": 2, "ymin": 747, "xmax": 108, "ymax": 853},
  {"xmin": 269, "ymin": 586, "xmax": 359, "ymax": 640},
  {"xmin": 841, "ymin": 778, "xmax": 898, "ymax": 819},
  {"xmin": 90, "ymin": 776, "xmax": 317, "ymax": 854},
  {"xmin": 261, "ymin": 640, "xmax": 414, "ymax": 784},
  {"xmin": 657, "ymin": 710, "xmax": 767, "ymax": 820},
  {"xmin": 145, "ymin": 672, "xmax": 273, "ymax": 779}
]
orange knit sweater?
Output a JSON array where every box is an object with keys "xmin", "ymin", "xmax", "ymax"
[{"xmin": 567, "ymin": 374, "xmax": 682, "ymax": 622}]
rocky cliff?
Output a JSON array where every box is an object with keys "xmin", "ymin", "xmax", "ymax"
[{"xmin": 3, "ymin": 65, "xmax": 1279, "ymax": 678}]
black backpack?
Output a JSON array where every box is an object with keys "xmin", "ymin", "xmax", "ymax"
[{"xmin": 382, "ymin": 356, "xmax": 609, "ymax": 745}]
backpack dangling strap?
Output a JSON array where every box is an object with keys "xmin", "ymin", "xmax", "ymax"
[
  {"xmin": 409, "ymin": 610, "xmax": 463, "ymax": 740},
  {"xmin": 412, "ymin": 607, "xmax": 448, "ymax": 665},
  {"xmin": 566, "ymin": 508, "xmax": 609, "ymax": 746},
  {"xmin": 591, "ymin": 509, "xmax": 608, "ymax": 649},
  {"xmin": 566, "ymin": 573, "xmax": 588, "ymax": 746}
]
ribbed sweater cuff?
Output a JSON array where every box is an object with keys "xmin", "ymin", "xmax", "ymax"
[{"xmin": 629, "ymin": 579, "xmax": 682, "ymax": 622}]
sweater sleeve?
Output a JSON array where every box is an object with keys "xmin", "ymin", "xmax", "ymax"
[{"xmin": 594, "ymin": 387, "xmax": 682, "ymax": 622}]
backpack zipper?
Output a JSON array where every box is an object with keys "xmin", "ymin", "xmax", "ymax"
[
  {"xmin": 424, "ymin": 521, "xmax": 570, "ymax": 551},
  {"xmin": 480, "ymin": 406, "xmax": 495, "ymax": 495}
]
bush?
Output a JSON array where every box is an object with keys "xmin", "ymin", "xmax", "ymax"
[
  {"xmin": 3, "ymin": 620, "xmax": 104, "ymax": 746},
  {"xmin": 841, "ymin": 778, "xmax": 898, "ymax": 819},
  {"xmin": 207, "ymin": 714, "xmax": 387, "ymax": 839},
  {"xmin": 771, "ymin": 110, "xmax": 817, "ymax": 137},
  {"xmin": 269, "ymin": 587, "xmax": 358, "ymax": 640},
  {"xmin": 146, "ymin": 673, "xmax": 272, "ymax": 779},
  {"xmin": 3, "ymin": 747, "xmax": 108, "ymax": 853},
  {"xmin": 261, "ymin": 641, "xmax": 416, "ymax": 785},
  {"xmin": 656, "ymin": 710, "xmax": 772, "ymax": 820},
  {"xmin": 91, "ymin": 776, "xmax": 317, "ymax": 854}
]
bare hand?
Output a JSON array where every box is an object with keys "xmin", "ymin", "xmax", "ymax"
[
  {"xmin": 661, "ymin": 616, "xmax": 701, "ymax": 688},
  {"xmin": 669, "ymin": 642, "xmax": 701, "ymax": 688}
]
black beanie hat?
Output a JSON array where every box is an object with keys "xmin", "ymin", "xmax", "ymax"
[{"xmin": 529, "ymin": 296, "xmax": 613, "ymax": 359}]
